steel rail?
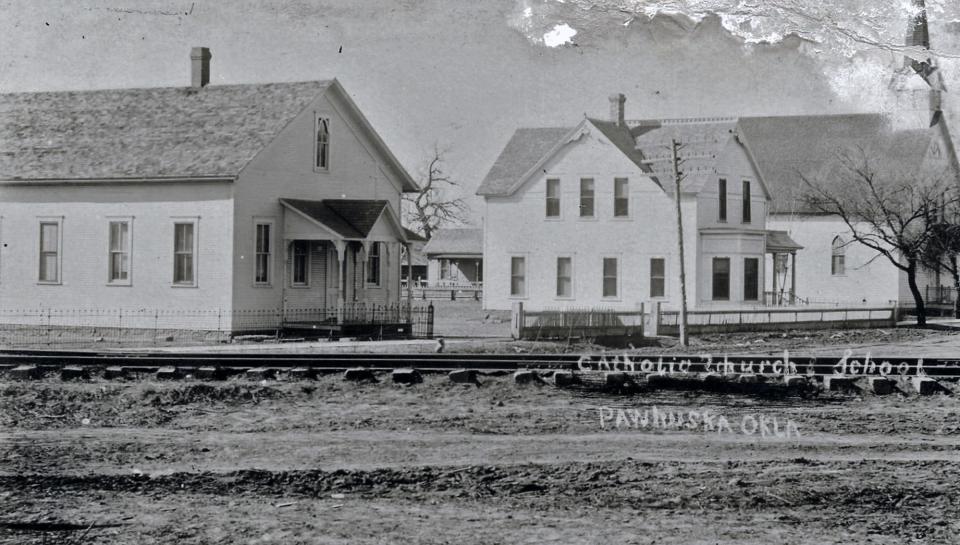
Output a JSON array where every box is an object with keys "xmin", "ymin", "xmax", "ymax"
[{"xmin": 2, "ymin": 350, "xmax": 960, "ymax": 378}]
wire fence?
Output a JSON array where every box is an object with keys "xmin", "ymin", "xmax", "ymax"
[{"xmin": 0, "ymin": 303, "xmax": 434, "ymax": 349}]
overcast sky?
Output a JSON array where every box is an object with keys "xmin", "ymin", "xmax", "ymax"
[{"xmin": 3, "ymin": 0, "xmax": 959, "ymax": 223}]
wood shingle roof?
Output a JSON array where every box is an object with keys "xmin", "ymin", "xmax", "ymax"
[{"xmin": 0, "ymin": 81, "xmax": 332, "ymax": 181}]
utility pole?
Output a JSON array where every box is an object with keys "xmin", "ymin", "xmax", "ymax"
[{"xmin": 671, "ymin": 139, "xmax": 689, "ymax": 347}]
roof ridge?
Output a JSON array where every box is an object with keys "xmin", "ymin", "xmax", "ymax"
[{"xmin": 0, "ymin": 79, "xmax": 333, "ymax": 97}]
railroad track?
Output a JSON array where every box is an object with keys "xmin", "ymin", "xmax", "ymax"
[{"xmin": 2, "ymin": 350, "xmax": 960, "ymax": 379}]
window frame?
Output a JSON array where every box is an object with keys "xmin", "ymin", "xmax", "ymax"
[
  {"xmin": 613, "ymin": 177, "xmax": 630, "ymax": 218},
  {"xmin": 743, "ymin": 257, "xmax": 759, "ymax": 301},
  {"xmin": 253, "ymin": 219, "xmax": 274, "ymax": 287},
  {"xmin": 649, "ymin": 257, "xmax": 666, "ymax": 299},
  {"xmin": 712, "ymin": 257, "xmax": 731, "ymax": 301},
  {"xmin": 601, "ymin": 255, "xmax": 620, "ymax": 300},
  {"xmin": 314, "ymin": 115, "xmax": 330, "ymax": 172},
  {"xmin": 172, "ymin": 219, "xmax": 198, "ymax": 287},
  {"xmin": 37, "ymin": 217, "xmax": 63, "ymax": 285},
  {"xmin": 831, "ymin": 236, "xmax": 846, "ymax": 276},
  {"xmin": 718, "ymin": 178, "xmax": 727, "ymax": 222},
  {"xmin": 545, "ymin": 178, "xmax": 561, "ymax": 219},
  {"xmin": 509, "ymin": 255, "xmax": 527, "ymax": 298},
  {"xmin": 366, "ymin": 242, "xmax": 382, "ymax": 287},
  {"xmin": 107, "ymin": 217, "xmax": 133, "ymax": 286},
  {"xmin": 579, "ymin": 178, "xmax": 595, "ymax": 218},
  {"xmin": 741, "ymin": 180, "xmax": 752, "ymax": 224},
  {"xmin": 555, "ymin": 255, "xmax": 574, "ymax": 299},
  {"xmin": 291, "ymin": 240, "xmax": 311, "ymax": 288}
]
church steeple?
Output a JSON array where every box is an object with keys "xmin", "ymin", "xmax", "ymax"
[{"xmin": 889, "ymin": 0, "xmax": 944, "ymax": 129}]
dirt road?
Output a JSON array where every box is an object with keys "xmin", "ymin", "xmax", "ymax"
[{"xmin": 2, "ymin": 374, "xmax": 959, "ymax": 544}]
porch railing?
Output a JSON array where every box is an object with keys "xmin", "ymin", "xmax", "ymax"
[
  {"xmin": 763, "ymin": 290, "xmax": 809, "ymax": 306},
  {"xmin": 925, "ymin": 286, "xmax": 957, "ymax": 305}
]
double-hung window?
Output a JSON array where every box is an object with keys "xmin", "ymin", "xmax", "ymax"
[
  {"xmin": 108, "ymin": 220, "xmax": 131, "ymax": 284},
  {"xmin": 254, "ymin": 222, "xmax": 272, "ymax": 285},
  {"xmin": 545, "ymin": 179, "xmax": 561, "ymax": 217},
  {"xmin": 743, "ymin": 257, "xmax": 759, "ymax": 301},
  {"xmin": 742, "ymin": 180, "xmax": 752, "ymax": 223},
  {"xmin": 718, "ymin": 178, "xmax": 727, "ymax": 222},
  {"xmin": 292, "ymin": 241, "xmax": 310, "ymax": 286},
  {"xmin": 579, "ymin": 178, "xmax": 595, "ymax": 217},
  {"xmin": 366, "ymin": 242, "xmax": 381, "ymax": 286},
  {"xmin": 614, "ymin": 178, "xmax": 629, "ymax": 217},
  {"xmin": 556, "ymin": 257, "xmax": 572, "ymax": 298},
  {"xmin": 173, "ymin": 222, "xmax": 196, "ymax": 286},
  {"xmin": 38, "ymin": 220, "xmax": 61, "ymax": 283},
  {"xmin": 510, "ymin": 256, "xmax": 526, "ymax": 297},
  {"xmin": 650, "ymin": 258, "xmax": 665, "ymax": 298},
  {"xmin": 712, "ymin": 257, "xmax": 730, "ymax": 300},
  {"xmin": 602, "ymin": 257, "xmax": 618, "ymax": 298}
]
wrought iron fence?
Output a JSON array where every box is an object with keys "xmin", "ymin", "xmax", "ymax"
[{"xmin": 0, "ymin": 303, "xmax": 434, "ymax": 348}]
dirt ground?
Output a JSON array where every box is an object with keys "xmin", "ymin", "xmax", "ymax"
[{"xmin": 2, "ymin": 369, "xmax": 959, "ymax": 545}]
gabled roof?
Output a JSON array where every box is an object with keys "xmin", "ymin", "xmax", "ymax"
[
  {"xmin": 476, "ymin": 117, "xmax": 738, "ymax": 198},
  {"xmin": 422, "ymin": 228, "xmax": 483, "ymax": 257},
  {"xmin": 476, "ymin": 127, "xmax": 573, "ymax": 196},
  {"xmin": 403, "ymin": 228, "xmax": 428, "ymax": 242},
  {"xmin": 766, "ymin": 230, "xmax": 804, "ymax": 252},
  {"xmin": 478, "ymin": 112, "xmax": 952, "ymax": 210},
  {"xmin": 587, "ymin": 119, "xmax": 652, "ymax": 175},
  {"xmin": 0, "ymin": 79, "xmax": 419, "ymax": 191},
  {"xmin": 736, "ymin": 114, "xmax": 887, "ymax": 214},
  {"xmin": 0, "ymin": 81, "xmax": 331, "ymax": 181},
  {"xmin": 735, "ymin": 114, "xmax": 949, "ymax": 215},
  {"xmin": 631, "ymin": 118, "xmax": 738, "ymax": 196},
  {"xmin": 280, "ymin": 198, "xmax": 392, "ymax": 239}
]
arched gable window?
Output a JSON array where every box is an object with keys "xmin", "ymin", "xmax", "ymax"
[
  {"xmin": 315, "ymin": 117, "xmax": 330, "ymax": 170},
  {"xmin": 831, "ymin": 236, "xmax": 846, "ymax": 276}
]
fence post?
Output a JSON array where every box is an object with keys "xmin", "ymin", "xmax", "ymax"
[
  {"xmin": 276, "ymin": 308, "xmax": 283, "ymax": 341},
  {"xmin": 510, "ymin": 301, "xmax": 524, "ymax": 340},
  {"xmin": 427, "ymin": 302, "xmax": 435, "ymax": 339},
  {"xmin": 651, "ymin": 301, "xmax": 662, "ymax": 337},
  {"xmin": 639, "ymin": 302, "xmax": 645, "ymax": 338},
  {"xmin": 117, "ymin": 308, "xmax": 123, "ymax": 345}
]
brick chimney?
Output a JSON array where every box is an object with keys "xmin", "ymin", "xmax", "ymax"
[
  {"xmin": 191, "ymin": 47, "xmax": 212, "ymax": 88},
  {"xmin": 609, "ymin": 93, "xmax": 626, "ymax": 126}
]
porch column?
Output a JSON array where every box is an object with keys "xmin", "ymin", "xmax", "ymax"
[
  {"xmin": 384, "ymin": 242, "xmax": 391, "ymax": 304},
  {"xmin": 405, "ymin": 243, "xmax": 413, "ymax": 308},
  {"xmin": 358, "ymin": 241, "xmax": 369, "ymax": 304},
  {"xmin": 333, "ymin": 240, "xmax": 346, "ymax": 322},
  {"xmin": 790, "ymin": 252, "xmax": 797, "ymax": 305},
  {"xmin": 771, "ymin": 252, "xmax": 779, "ymax": 305}
]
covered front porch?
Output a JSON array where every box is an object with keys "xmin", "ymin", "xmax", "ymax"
[
  {"xmin": 765, "ymin": 230, "xmax": 804, "ymax": 306},
  {"xmin": 278, "ymin": 198, "xmax": 420, "ymax": 337}
]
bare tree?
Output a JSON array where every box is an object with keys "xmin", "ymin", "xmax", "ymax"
[
  {"xmin": 403, "ymin": 145, "xmax": 469, "ymax": 239},
  {"xmin": 801, "ymin": 145, "xmax": 959, "ymax": 326}
]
